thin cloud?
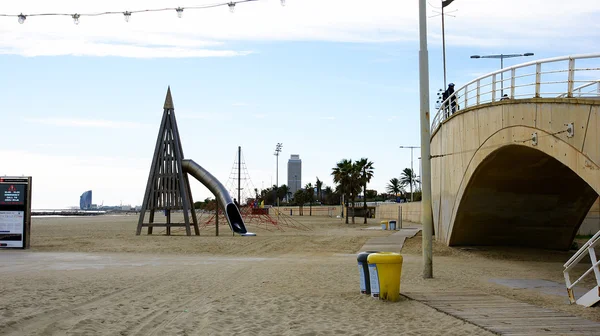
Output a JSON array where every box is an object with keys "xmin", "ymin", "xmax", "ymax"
[
  {"xmin": 320, "ymin": 116, "xmax": 336, "ymax": 120},
  {"xmin": 253, "ymin": 114, "xmax": 267, "ymax": 119},
  {"xmin": 24, "ymin": 117, "xmax": 148, "ymax": 129},
  {"xmin": 232, "ymin": 102, "xmax": 249, "ymax": 107}
]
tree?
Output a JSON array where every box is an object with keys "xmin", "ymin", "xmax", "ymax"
[
  {"xmin": 323, "ymin": 186, "xmax": 337, "ymax": 205},
  {"xmin": 305, "ymin": 183, "xmax": 314, "ymax": 216},
  {"xmin": 365, "ymin": 189, "xmax": 378, "ymax": 199},
  {"xmin": 387, "ymin": 178, "xmax": 403, "ymax": 197},
  {"xmin": 278, "ymin": 184, "xmax": 289, "ymax": 203},
  {"xmin": 293, "ymin": 189, "xmax": 306, "ymax": 215},
  {"xmin": 316, "ymin": 177, "xmax": 323, "ymax": 203},
  {"xmin": 332, "ymin": 159, "xmax": 362, "ymax": 224},
  {"xmin": 332, "ymin": 159, "xmax": 353, "ymax": 224},
  {"xmin": 400, "ymin": 168, "xmax": 417, "ymax": 201},
  {"xmin": 357, "ymin": 158, "xmax": 375, "ymax": 224}
]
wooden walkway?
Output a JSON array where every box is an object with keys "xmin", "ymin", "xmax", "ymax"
[
  {"xmin": 403, "ymin": 291, "xmax": 600, "ymax": 335},
  {"xmin": 359, "ymin": 225, "xmax": 421, "ymax": 253}
]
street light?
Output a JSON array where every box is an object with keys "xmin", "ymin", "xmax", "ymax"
[
  {"xmin": 274, "ymin": 143, "xmax": 283, "ymax": 211},
  {"xmin": 399, "ymin": 146, "xmax": 420, "ymax": 202},
  {"xmin": 441, "ymin": 0, "xmax": 456, "ymax": 88},
  {"xmin": 470, "ymin": 53, "xmax": 535, "ymax": 96}
]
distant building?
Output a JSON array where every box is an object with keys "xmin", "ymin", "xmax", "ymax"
[
  {"xmin": 287, "ymin": 154, "xmax": 302, "ymax": 196},
  {"xmin": 80, "ymin": 190, "xmax": 92, "ymax": 210}
]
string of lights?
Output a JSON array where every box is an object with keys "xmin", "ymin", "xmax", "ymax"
[{"xmin": 1, "ymin": 0, "xmax": 286, "ymax": 25}]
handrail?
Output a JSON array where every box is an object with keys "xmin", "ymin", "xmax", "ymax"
[
  {"xmin": 557, "ymin": 80, "xmax": 600, "ymax": 98},
  {"xmin": 563, "ymin": 229, "xmax": 600, "ymax": 304},
  {"xmin": 432, "ymin": 53, "xmax": 600, "ymax": 134}
]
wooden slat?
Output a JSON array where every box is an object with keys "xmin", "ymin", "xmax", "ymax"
[{"xmin": 404, "ymin": 290, "xmax": 600, "ymax": 335}]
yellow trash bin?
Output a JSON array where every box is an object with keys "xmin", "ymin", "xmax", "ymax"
[
  {"xmin": 367, "ymin": 252, "xmax": 403, "ymax": 302},
  {"xmin": 380, "ymin": 221, "xmax": 388, "ymax": 230}
]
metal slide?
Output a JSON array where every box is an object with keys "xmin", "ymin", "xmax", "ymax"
[{"xmin": 181, "ymin": 159, "xmax": 256, "ymax": 236}]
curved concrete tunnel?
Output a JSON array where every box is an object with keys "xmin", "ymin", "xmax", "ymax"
[{"xmin": 449, "ymin": 144, "xmax": 598, "ymax": 250}]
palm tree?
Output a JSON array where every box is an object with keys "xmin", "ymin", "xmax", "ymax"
[
  {"xmin": 323, "ymin": 186, "xmax": 334, "ymax": 205},
  {"xmin": 332, "ymin": 159, "xmax": 353, "ymax": 224},
  {"xmin": 316, "ymin": 177, "xmax": 323, "ymax": 203},
  {"xmin": 400, "ymin": 168, "xmax": 417, "ymax": 201},
  {"xmin": 387, "ymin": 178, "xmax": 403, "ymax": 198},
  {"xmin": 278, "ymin": 184, "xmax": 289, "ymax": 203},
  {"xmin": 293, "ymin": 189, "xmax": 306, "ymax": 215},
  {"xmin": 305, "ymin": 183, "xmax": 314, "ymax": 216},
  {"xmin": 357, "ymin": 158, "xmax": 375, "ymax": 224}
]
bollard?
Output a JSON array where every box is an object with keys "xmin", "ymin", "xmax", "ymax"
[
  {"xmin": 357, "ymin": 251, "xmax": 380, "ymax": 295},
  {"xmin": 367, "ymin": 252, "xmax": 404, "ymax": 302}
]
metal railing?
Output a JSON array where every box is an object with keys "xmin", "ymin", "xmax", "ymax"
[
  {"xmin": 557, "ymin": 80, "xmax": 600, "ymax": 98},
  {"xmin": 563, "ymin": 230, "xmax": 600, "ymax": 304},
  {"xmin": 431, "ymin": 53, "xmax": 600, "ymax": 134}
]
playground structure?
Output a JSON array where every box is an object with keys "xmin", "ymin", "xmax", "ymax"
[
  {"xmin": 136, "ymin": 87, "xmax": 255, "ymax": 236},
  {"xmin": 196, "ymin": 146, "xmax": 312, "ymax": 232},
  {"xmin": 197, "ymin": 204, "xmax": 312, "ymax": 232}
]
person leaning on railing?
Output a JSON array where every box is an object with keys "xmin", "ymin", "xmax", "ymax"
[{"xmin": 443, "ymin": 83, "xmax": 457, "ymax": 117}]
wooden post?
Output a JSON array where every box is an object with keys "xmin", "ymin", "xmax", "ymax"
[
  {"xmin": 166, "ymin": 209, "xmax": 171, "ymax": 235},
  {"xmin": 398, "ymin": 205, "xmax": 403, "ymax": 229},
  {"xmin": 216, "ymin": 201, "xmax": 219, "ymax": 236}
]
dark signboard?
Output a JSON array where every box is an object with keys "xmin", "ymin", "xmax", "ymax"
[
  {"xmin": 0, "ymin": 177, "xmax": 31, "ymax": 249},
  {"xmin": 0, "ymin": 184, "xmax": 25, "ymax": 205}
]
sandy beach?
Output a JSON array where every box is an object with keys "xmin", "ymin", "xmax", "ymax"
[{"xmin": 0, "ymin": 214, "xmax": 599, "ymax": 335}]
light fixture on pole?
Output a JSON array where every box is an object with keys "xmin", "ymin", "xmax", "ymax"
[
  {"xmin": 470, "ymin": 53, "xmax": 534, "ymax": 96},
  {"xmin": 18, "ymin": 13, "xmax": 26, "ymax": 24},
  {"xmin": 228, "ymin": 2, "xmax": 236, "ymax": 13},
  {"xmin": 176, "ymin": 7, "xmax": 183, "ymax": 18},
  {"xmin": 72, "ymin": 13, "xmax": 80, "ymax": 25},
  {"xmin": 274, "ymin": 143, "xmax": 283, "ymax": 210},
  {"xmin": 123, "ymin": 11, "xmax": 131, "ymax": 22},
  {"xmin": 399, "ymin": 146, "xmax": 420, "ymax": 202}
]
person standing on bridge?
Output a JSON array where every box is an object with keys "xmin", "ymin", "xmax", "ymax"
[
  {"xmin": 443, "ymin": 83, "xmax": 457, "ymax": 117},
  {"xmin": 447, "ymin": 83, "xmax": 457, "ymax": 114}
]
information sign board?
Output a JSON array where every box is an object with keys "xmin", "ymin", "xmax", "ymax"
[{"xmin": 0, "ymin": 177, "xmax": 31, "ymax": 249}]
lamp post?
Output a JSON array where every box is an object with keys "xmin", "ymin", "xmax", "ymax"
[
  {"xmin": 419, "ymin": 0, "xmax": 434, "ymax": 279},
  {"xmin": 399, "ymin": 146, "xmax": 420, "ymax": 202},
  {"xmin": 274, "ymin": 143, "xmax": 283, "ymax": 218},
  {"xmin": 441, "ymin": 0, "xmax": 456, "ymax": 88},
  {"xmin": 470, "ymin": 53, "xmax": 534, "ymax": 96}
]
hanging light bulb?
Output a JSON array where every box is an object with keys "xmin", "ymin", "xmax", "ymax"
[
  {"xmin": 176, "ymin": 7, "xmax": 183, "ymax": 18},
  {"xmin": 281, "ymin": 0, "xmax": 286, "ymax": 6},
  {"xmin": 123, "ymin": 11, "xmax": 131, "ymax": 22},
  {"xmin": 18, "ymin": 13, "xmax": 26, "ymax": 24},
  {"xmin": 228, "ymin": 2, "xmax": 235, "ymax": 13},
  {"xmin": 72, "ymin": 14, "xmax": 80, "ymax": 25}
]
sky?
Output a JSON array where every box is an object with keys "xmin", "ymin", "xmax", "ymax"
[{"xmin": 1, "ymin": 0, "xmax": 599, "ymax": 209}]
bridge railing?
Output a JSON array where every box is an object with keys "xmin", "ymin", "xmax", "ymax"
[
  {"xmin": 557, "ymin": 80, "xmax": 600, "ymax": 98},
  {"xmin": 563, "ymin": 229, "xmax": 600, "ymax": 304},
  {"xmin": 432, "ymin": 53, "xmax": 600, "ymax": 133}
]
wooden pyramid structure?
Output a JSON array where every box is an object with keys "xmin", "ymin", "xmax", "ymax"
[{"xmin": 136, "ymin": 87, "xmax": 199, "ymax": 236}]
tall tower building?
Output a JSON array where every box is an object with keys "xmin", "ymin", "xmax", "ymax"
[
  {"xmin": 287, "ymin": 154, "xmax": 302, "ymax": 196},
  {"xmin": 80, "ymin": 190, "xmax": 92, "ymax": 210}
]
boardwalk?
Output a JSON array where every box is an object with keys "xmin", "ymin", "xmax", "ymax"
[
  {"xmin": 359, "ymin": 224, "xmax": 421, "ymax": 253},
  {"xmin": 404, "ymin": 291, "xmax": 600, "ymax": 335}
]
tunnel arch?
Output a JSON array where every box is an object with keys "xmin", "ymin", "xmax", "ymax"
[{"xmin": 449, "ymin": 142, "xmax": 598, "ymax": 250}]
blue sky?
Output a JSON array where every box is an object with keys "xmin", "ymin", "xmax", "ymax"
[{"xmin": 1, "ymin": 0, "xmax": 599, "ymax": 208}]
